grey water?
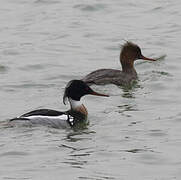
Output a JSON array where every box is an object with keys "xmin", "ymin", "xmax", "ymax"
[{"xmin": 0, "ymin": 0, "xmax": 181, "ymax": 179}]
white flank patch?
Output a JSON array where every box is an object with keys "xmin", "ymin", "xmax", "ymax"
[
  {"xmin": 14, "ymin": 114, "xmax": 71, "ymax": 128},
  {"xmin": 27, "ymin": 114, "xmax": 68, "ymax": 120}
]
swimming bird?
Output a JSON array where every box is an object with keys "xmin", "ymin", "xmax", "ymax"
[
  {"xmin": 82, "ymin": 42, "xmax": 156, "ymax": 86},
  {"xmin": 9, "ymin": 80, "xmax": 108, "ymax": 128}
]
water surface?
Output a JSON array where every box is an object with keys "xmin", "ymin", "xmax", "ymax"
[{"xmin": 0, "ymin": 0, "xmax": 181, "ymax": 179}]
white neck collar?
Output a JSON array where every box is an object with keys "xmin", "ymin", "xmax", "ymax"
[{"xmin": 68, "ymin": 98, "xmax": 83, "ymax": 110}]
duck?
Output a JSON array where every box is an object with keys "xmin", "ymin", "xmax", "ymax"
[
  {"xmin": 82, "ymin": 42, "xmax": 156, "ymax": 86},
  {"xmin": 9, "ymin": 80, "xmax": 109, "ymax": 128}
]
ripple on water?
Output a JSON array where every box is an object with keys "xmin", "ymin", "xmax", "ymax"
[
  {"xmin": 117, "ymin": 104, "xmax": 138, "ymax": 113},
  {"xmin": 148, "ymin": 129, "xmax": 168, "ymax": 137},
  {"xmin": 121, "ymin": 148, "xmax": 154, "ymax": 154},
  {"xmin": 0, "ymin": 151, "xmax": 29, "ymax": 157},
  {"xmin": 104, "ymin": 45, "xmax": 120, "ymax": 51},
  {"xmin": 79, "ymin": 174, "xmax": 116, "ymax": 180},
  {"xmin": 1, "ymin": 0, "xmax": 181, "ymax": 179},
  {"xmin": 120, "ymin": 81, "xmax": 141, "ymax": 99},
  {"xmin": 84, "ymin": 32, "xmax": 103, "ymax": 38},
  {"xmin": 138, "ymin": 152, "xmax": 167, "ymax": 165},
  {"xmin": 151, "ymin": 70, "xmax": 172, "ymax": 77},
  {"xmin": 19, "ymin": 64, "xmax": 47, "ymax": 71},
  {"xmin": 59, "ymin": 131, "xmax": 96, "ymax": 170},
  {"xmin": 73, "ymin": 3, "xmax": 107, "ymax": 12},
  {"xmin": 155, "ymin": 54, "xmax": 167, "ymax": 61},
  {"xmin": 0, "ymin": 65, "xmax": 8, "ymax": 73},
  {"xmin": 2, "ymin": 49, "xmax": 20, "ymax": 56},
  {"xmin": 19, "ymin": 63, "xmax": 61, "ymax": 71},
  {"xmin": 4, "ymin": 82, "xmax": 56, "ymax": 90},
  {"xmin": 151, "ymin": 6, "xmax": 164, "ymax": 12},
  {"xmin": 65, "ymin": 130, "xmax": 95, "ymax": 142},
  {"xmin": 34, "ymin": 0, "xmax": 60, "ymax": 5}
]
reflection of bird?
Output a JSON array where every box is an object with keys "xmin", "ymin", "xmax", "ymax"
[
  {"xmin": 10, "ymin": 80, "xmax": 108, "ymax": 128},
  {"xmin": 83, "ymin": 42, "xmax": 156, "ymax": 86}
]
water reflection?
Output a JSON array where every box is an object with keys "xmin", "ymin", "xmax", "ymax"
[
  {"xmin": 1, "ymin": 0, "xmax": 181, "ymax": 178},
  {"xmin": 65, "ymin": 130, "xmax": 95, "ymax": 142},
  {"xmin": 59, "ymin": 142, "xmax": 93, "ymax": 167},
  {"xmin": 121, "ymin": 80, "xmax": 141, "ymax": 99},
  {"xmin": 59, "ymin": 130, "xmax": 95, "ymax": 169},
  {"xmin": 117, "ymin": 104, "xmax": 138, "ymax": 114}
]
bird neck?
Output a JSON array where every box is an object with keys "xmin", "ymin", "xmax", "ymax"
[
  {"xmin": 120, "ymin": 50, "xmax": 137, "ymax": 73},
  {"xmin": 68, "ymin": 98, "xmax": 88, "ymax": 117},
  {"xmin": 120, "ymin": 58, "xmax": 136, "ymax": 74}
]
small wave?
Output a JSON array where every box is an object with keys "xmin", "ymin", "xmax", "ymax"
[
  {"xmin": 34, "ymin": 0, "xmax": 60, "ymax": 4},
  {"xmin": 151, "ymin": 70, "xmax": 172, "ymax": 77},
  {"xmin": 4, "ymin": 83, "xmax": 56, "ymax": 89},
  {"xmin": 74, "ymin": 3, "xmax": 107, "ymax": 12},
  {"xmin": 149, "ymin": 6, "xmax": 163, "ymax": 12},
  {"xmin": 19, "ymin": 64, "xmax": 53, "ymax": 71},
  {"xmin": 0, "ymin": 151, "xmax": 29, "ymax": 157},
  {"xmin": 117, "ymin": 104, "xmax": 138, "ymax": 113},
  {"xmin": 2, "ymin": 48, "xmax": 20, "ymax": 56},
  {"xmin": 148, "ymin": 129, "xmax": 167, "ymax": 137},
  {"xmin": 155, "ymin": 54, "xmax": 167, "ymax": 61},
  {"xmin": 0, "ymin": 65, "xmax": 8, "ymax": 73},
  {"xmin": 121, "ymin": 148, "xmax": 154, "ymax": 153}
]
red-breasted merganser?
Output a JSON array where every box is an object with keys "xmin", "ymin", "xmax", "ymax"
[
  {"xmin": 9, "ymin": 80, "xmax": 108, "ymax": 128},
  {"xmin": 82, "ymin": 42, "xmax": 156, "ymax": 86}
]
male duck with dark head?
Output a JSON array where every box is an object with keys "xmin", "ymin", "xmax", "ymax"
[
  {"xmin": 9, "ymin": 80, "xmax": 108, "ymax": 128},
  {"xmin": 82, "ymin": 42, "xmax": 156, "ymax": 86}
]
